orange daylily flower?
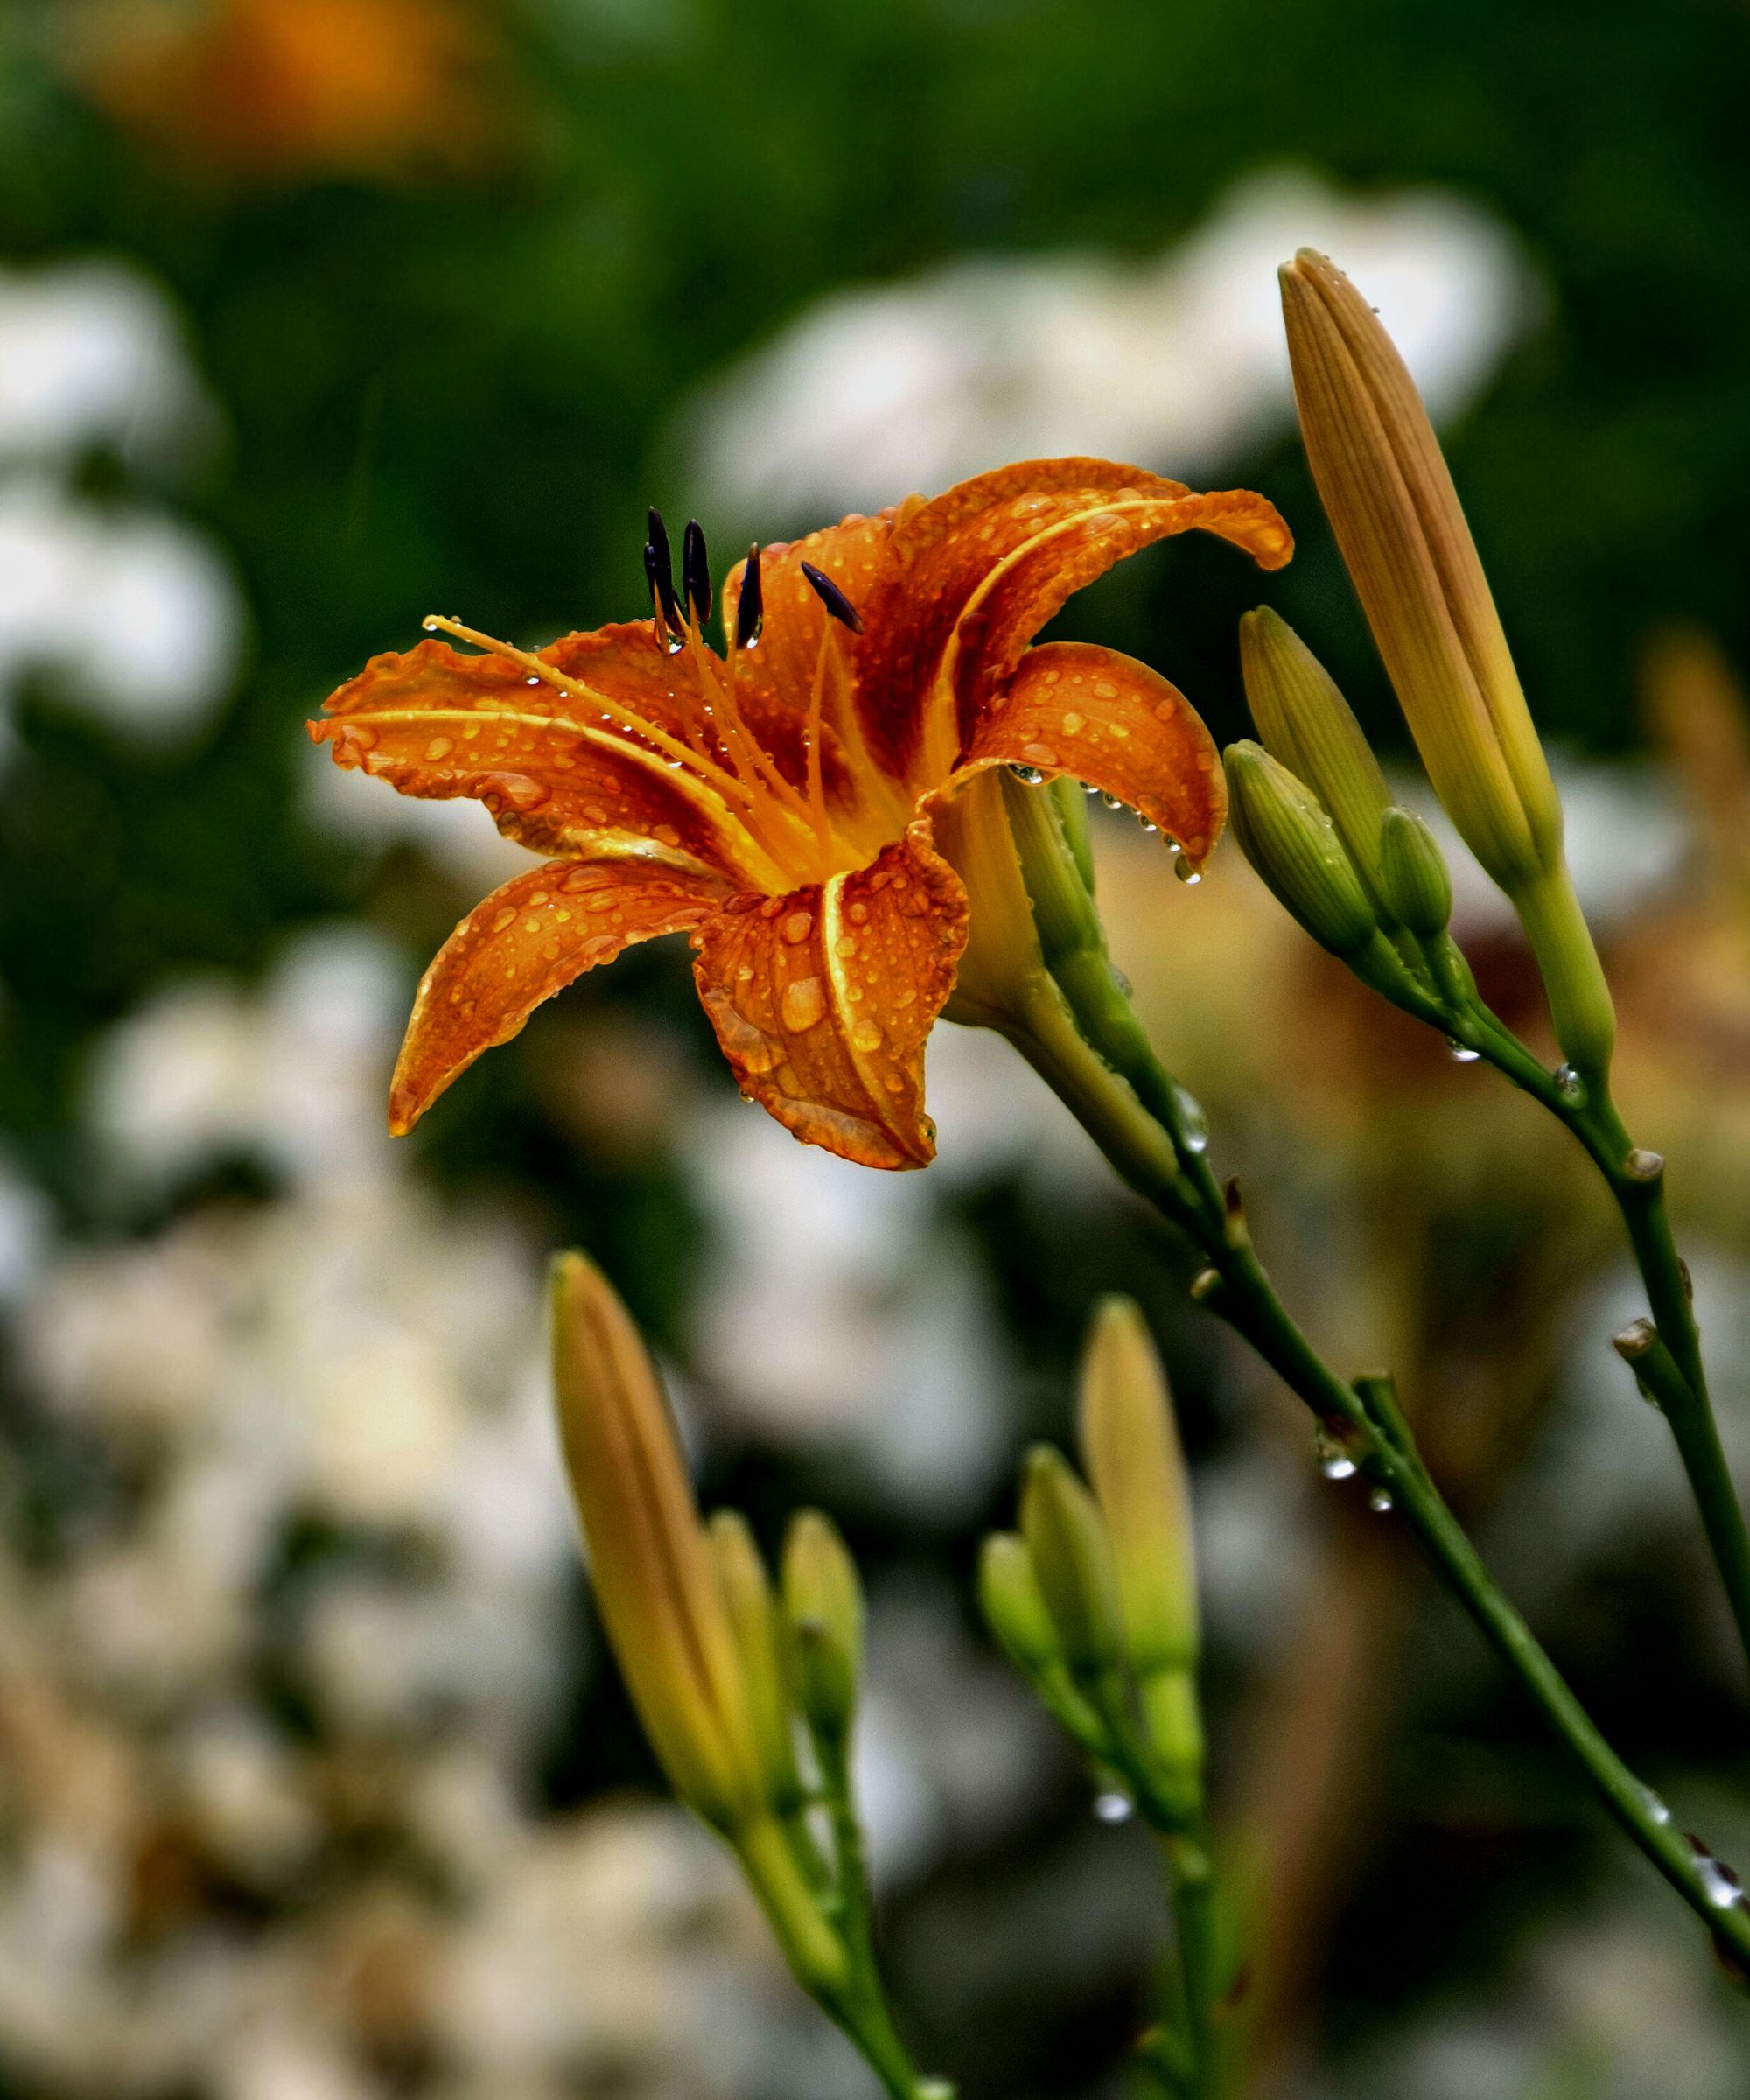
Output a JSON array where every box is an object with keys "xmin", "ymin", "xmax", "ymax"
[{"xmin": 310, "ymin": 459, "xmax": 1291, "ymax": 1168}]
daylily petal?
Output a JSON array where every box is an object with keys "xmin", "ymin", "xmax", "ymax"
[
  {"xmin": 956, "ymin": 640, "xmax": 1228, "ymax": 867},
  {"xmin": 389, "ymin": 858, "xmax": 728, "ymax": 1134},
  {"xmin": 690, "ymin": 823, "xmax": 969, "ymax": 1169},
  {"xmin": 312, "ymin": 638, "xmax": 787, "ymax": 888},
  {"xmin": 858, "ymin": 460, "xmax": 1292, "ymax": 781}
]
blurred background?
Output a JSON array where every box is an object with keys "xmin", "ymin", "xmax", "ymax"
[{"xmin": 2, "ymin": 2, "xmax": 1750, "ymax": 2096}]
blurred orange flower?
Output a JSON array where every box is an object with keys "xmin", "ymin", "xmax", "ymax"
[
  {"xmin": 72, "ymin": 0, "xmax": 494, "ymax": 183},
  {"xmin": 312, "ymin": 460, "xmax": 1289, "ymax": 1166}
]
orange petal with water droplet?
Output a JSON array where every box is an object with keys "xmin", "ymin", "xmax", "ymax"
[
  {"xmin": 689, "ymin": 824, "xmax": 969, "ymax": 1169},
  {"xmin": 311, "ymin": 636, "xmax": 782, "ymax": 888},
  {"xmin": 956, "ymin": 642, "xmax": 1228, "ymax": 868},
  {"xmin": 389, "ymin": 858, "xmax": 728, "ymax": 1134}
]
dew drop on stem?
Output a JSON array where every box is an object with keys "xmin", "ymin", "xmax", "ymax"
[
  {"xmin": 1445, "ymin": 1036, "xmax": 1481, "ymax": 1063},
  {"xmin": 1313, "ymin": 1427, "xmax": 1357, "ymax": 1481},
  {"xmin": 1093, "ymin": 1791, "xmax": 1134, "ymax": 1824}
]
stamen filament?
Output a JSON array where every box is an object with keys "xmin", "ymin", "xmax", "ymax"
[
  {"xmin": 424, "ymin": 616, "xmax": 756, "ymax": 808},
  {"xmin": 685, "ymin": 626, "xmax": 818, "ymax": 828},
  {"xmin": 805, "ymin": 626, "xmax": 833, "ymax": 851}
]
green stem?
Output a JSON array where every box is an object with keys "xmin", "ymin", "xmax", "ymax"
[
  {"xmin": 821, "ymin": 1741, "xmax": 947, "ymax": 2100},
  {"xmin": 1440, "ymin": 990, "xmax": 1750, "ymax": 1676},
  {"xmin": 1162, "ymin": 1819, "xmax": 1220, "ymax": 2097},
  {"xmin": 1007, "ymin": 969, "xmax": 1750, "ymax": 1970}
]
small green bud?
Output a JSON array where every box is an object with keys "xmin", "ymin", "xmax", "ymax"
[
  {"xmin": 1239, "ymin": 607, "xmax": 1394, "ymax": 904},
  {"xmin": 1018, "ymin": 1446, "xmax": 1125, "ymax": 1681},
  {"xmin": 1377, "ymin": 806, "xmax": 1452, "ymax": 939},
  {"xmin": 1224, "ymin": 740, "xmax": 1378, "ymax": 959},
  {"xmin": 708, "ymin": 1511, "xmax": 804, "ymax": 1815},
  {"xmin": 977, "ymin": 1532, "xmax": 1063, "ymax": 1677},
  {"xmin": 780, "ymin": 1509, "xmax": 864, "ymax": 1745}
]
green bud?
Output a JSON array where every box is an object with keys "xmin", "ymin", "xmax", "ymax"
[
  {"xmin": 977, "ymin": 1531, "xmax": 1064, "ymax": 1677},
  {"xmin": 708, "ymin": 1511, "xmax": 804, "ymax": 1815},
  {"xmin": 1018, "ymin": 1446, "xmax": 1125, "ymax": 1681},
  {"xmin": 1239, "ymin": 607, "xmax": 1394, "ymax": 905},
  {"xmin": 780, "ymin": 1509, "xmax": 864, "ymax": 1745},
  {"xmin": 1224, "ymin": 740, "xmax": 1378, "ymax": 959},
  {"xmin": 1376, "ymin": 806, "xmax": 1452, "ymax": 939}
]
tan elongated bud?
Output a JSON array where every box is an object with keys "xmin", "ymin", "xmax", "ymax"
[
  {"xmin": 1224, "ymin": 740, "xmax": 1377, "ymax": 959},
  {"xmin": 1279, "ymin": 248, "xmax": 1614, "ymax": 1075},
  {"xmin": 708, "ymin": 1511, "xmax": 804, "ymax": 1816},
  {"xmin": 1377, "ymin": 806, "xmax": 1453, "ymax": 939},
  {"xmin": 1239, "ymin": 606, "xmax": 1394, "ymax": 907},
  {"xmin": 1278, "ymin": 248, "xmax": 1559, "ymax": 892},
  {"xmin": 781, "ymin": 1509, "xmax": 864, "ymax": 1746},
  {"xmin": 1077, "ymin": 1300, "xmax": 1204, "ymax": 1779},
  {"xmin": 1019, "ymin": 1446, "xmax": 1125, "ymax": 1682},
  {"xmin": 550, "ymin": 1253, "xmax": 765, "ymax": 1834},
  {"xmin": 1077, "ymin": 1298, "xmax": 1198, "ymax": 1677}
]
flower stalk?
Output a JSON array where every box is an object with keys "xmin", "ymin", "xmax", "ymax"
[
  {"xmin": 987, "ymin": 1321, "xmax": 1222, "ymax": 2094},
  {"xmin": 549, "ymin": 1253, "xmax": 948, "ymax": 2099},
  {"xmin": 1232, "ymin": 604, "xmax": 1750, "ymax": 1676},
  {"xmin": 997, "ymin": 780, "xmax": 1750, "ymax": 1979}
]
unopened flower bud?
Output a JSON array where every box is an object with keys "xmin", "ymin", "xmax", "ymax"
[
  {"xmin": 1019, "ymin": 1446, "xmax": 1124, "ymax": 1682},
  {"xmin": 1224, "ymin": 740, "xmax": 1376, "ymax": 959},
  {"xmin": 1077, "ymin": 1300, "xmax": 1204, "ymax": 1778},
  {"xmin": 977, "ymin": 1531, "xmax": 1064, "ymax": 1678},
  {"xmin": 708, "ymin": 1511, "xmax": 804, "ymax": 1816},
  {"xmin": 781, "ymin": 1509, "xmax": 864, "ymax": 1746},
  {"xmin": 1280, "ymin": 249, "xmax": 1615, "ymax": 1076},
  {"xmin": 1239, "ymin": 607, "xmax": 1393, "ymax": 907},
  {"xmin": 1278, "ymin": 248, "xmax": 1560, "ymax": 895},
  {"xmin": 550, "ymin": 1252, "xmax": 764, "ymax": 1833},
  {"xmin": 1077, "ymin": 1298, "xmax": 1198, "ymax": 1677},
  {"xmin": 1376, "ymin": 806, "xmax": 1452, "ymax": 939}
]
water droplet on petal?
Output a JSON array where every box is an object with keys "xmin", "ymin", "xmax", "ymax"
[
  {"xmin": 780, "ymin": 976, "xmax": 825, "ymax": 1032},
  {"xmin": 1368, "ymin": 1487, "xmax": 1394, "ymax": 1514},
  {"xmin": 780, "ymin": 910, "xmax": 814, "ymax": 946},
  {"xmin": 1008, "ymin": 764, "xmax": 1046, "ymax": 786},
  {"xmin": 850, "ymin": 1018, "xmax": 882, "ymax": 1053},
  {"xmin": 1173, "ymin": 853, "xmax": 1201, "ymax": 886}
]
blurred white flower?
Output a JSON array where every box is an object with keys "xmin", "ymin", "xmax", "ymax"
[
  {"xmin": 684, "ymin": 164, "xmax": 1538, "ymax": 525},
  {"xmin": 0, "ymin": 1148, "xmax": 52, "ymax": 1303},
  {"xmin": 0, "ymin": 258, "xmax": 216, "ymax": 472},
  {"xmin": 85, "ymin": 925, "xmax": 410, "ymax": 1192},
  {"xmin": 687, "ymin": 1095, "xmax": 1012, "ymax": 1516},
  {"xmin": 0, "ymin": 475, "xmax": 241, "ymax": 747},
  {"xmin": 0, "ymin": 259, "xmax": 240, "ymax": 751}
]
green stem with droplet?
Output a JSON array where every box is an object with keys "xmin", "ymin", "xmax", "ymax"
[
  {"xmin": 1357, "ymin": 940, "xmax": 1750, "ymax": 1680},
  {"xmin": 1000, "ymin": 944, "xmax": 1750, "ymax": 1974}
]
